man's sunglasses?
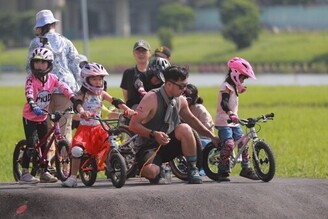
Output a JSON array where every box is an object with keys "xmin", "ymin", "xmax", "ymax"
[{"xmin": 169, "ymin": 80, "xmax": 188, "ymax": 90}]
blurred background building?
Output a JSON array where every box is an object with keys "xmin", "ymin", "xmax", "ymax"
[{"xmin": 0, "ymin": 0, "xmax": 327, "ymax": 39}]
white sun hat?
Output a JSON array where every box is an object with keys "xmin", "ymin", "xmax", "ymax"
[{"xmin": 34, "ymin": 9, "xmax": 60, "ymax": 29}]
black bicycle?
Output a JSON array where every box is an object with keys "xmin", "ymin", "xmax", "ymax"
[{"xmin": 117, "ymin": 126, "xmax": 202, "ymax": 182}]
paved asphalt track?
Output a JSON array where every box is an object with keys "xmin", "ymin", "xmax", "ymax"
[{"xmin": 0, "ymin": 176, "xmax": 327, "ymax": 219}]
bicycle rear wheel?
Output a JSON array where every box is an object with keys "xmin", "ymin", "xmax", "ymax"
[
  {"xmin": 54, "ymin": 140, "xmax": 71, "ymax": 182},
  {"xmin": 13, "ymin": 140, "xmax": 40, "ymax": 181},
  {"xmin": 202, "ymin": 142, "xmax": 220, "ymax": 181},
  {"xmin": 13, "ymin": 140, "xmax": 27, "ymax": 181},
  {"xmin": 79, "ymin": 156, "xmax": 98, "ymax": 186},
  {"xmin": 253, "ymin": 141, "xmax": 275, "ymax": 182},
  {"xmin": 107, "ymin": 152, "xmax": 127, "ymax": 188},
  {"xmin": 169, "ymin": 129, "xmax": 202, "ymax": 181}
]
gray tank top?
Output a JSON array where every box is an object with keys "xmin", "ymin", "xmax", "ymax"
[{"xmin": 134, "ymin": 87, "xmax": 179, "ymax": 151}]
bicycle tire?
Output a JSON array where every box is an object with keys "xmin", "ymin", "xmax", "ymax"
[
  {"xmin": 13, "ymin": 140, "xmax": 40, "ymax": 181},
  {"xmin": 253, "ymin": 141, "xmax": 275, "ymax": 182},
  {"xmin": 202, "ymin": 142, "xmax": 220, "ymax": 181},
  {"xmin": 79, "ymin": 157, "xmax": 98, "ymax": 186},
  {"xmin": 107, "ymin": 152, "xmax": 127, "ymax": 188},
  {"xmin": 117, "ymin": 125, "xmax": 138, "ymax": 178},
  {"xmin": 169, "ymin": 129, "xmax": 202, "ymax": 181},
  {"xmin": 13, "ymin": 140, "xmax": 27, "ymax": 181},
  {"xmin": 54, "ymin": 140, "xmax": 71, "ymax": 182}
]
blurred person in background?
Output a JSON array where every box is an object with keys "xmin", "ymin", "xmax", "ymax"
[
  {"xmin": 26, "ymin": 9, "xmax": 81, "ymax": 143},
  {"xmin": 120, "ymin": 40, "xmax": 152, "ymax": 109},
  {"xmin": 153, "ymin": 46, "xmax": 171, "ymax": 60}
]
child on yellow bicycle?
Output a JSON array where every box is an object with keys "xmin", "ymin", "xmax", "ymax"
[
  {"xmin": 20, "ymin": 47, "xmax": 76, "ymax": 184},
  {"xmin": 62, "ymin": 62, "xmax": 135, "ymax": 188}
]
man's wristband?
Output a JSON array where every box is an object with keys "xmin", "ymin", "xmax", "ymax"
[{"xmin": 149, "ymin": 130, "xmax": 155, "ymax": 139}]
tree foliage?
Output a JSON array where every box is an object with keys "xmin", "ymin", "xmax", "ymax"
[
  {"xmin": 219, "ymin": 0, "xmax": 261, "ymax": 50},
  {"xmin": 0, "ymin": 11, "xmax": 34, "ymax": 49},
  {"xmin": 157, "ymin": 27, "xmax": 174, "ymax": 50},
  {"xmin": 156, "ymin": 3, "xmax": 195, "ymax": 33}
]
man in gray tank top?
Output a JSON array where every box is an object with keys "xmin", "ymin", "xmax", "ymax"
[{"xmin": 129, "ymin": 65, "xmax": 220, "ymax": 184}]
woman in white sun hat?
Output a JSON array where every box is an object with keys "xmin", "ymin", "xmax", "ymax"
[{"xmin": 26, "ymin": 9, "xmax": 82, "ymax": 144}]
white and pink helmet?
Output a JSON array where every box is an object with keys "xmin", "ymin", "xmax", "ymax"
[
  {"xmin": 29, "ymin": 47, "xmax": 54, "ymax": 79},
  {"xmin": 81, "ymin": 62, "xmax": 108, "ymax": 95},
  {"xmin": 228, "ymin": 57, "xmax": 256, "ymax": 93}
]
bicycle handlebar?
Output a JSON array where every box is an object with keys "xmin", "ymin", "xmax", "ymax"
[
  {"xmin": 93, "ymin": 113, "xmax": 125, "ymax": 135},
  {"xmin": 41, "ymin": 107, "xmax": 74, "ymax": 122},
  {"xmin": 228, "ymin": 112, "xmax": 274, "ymax": 128}
]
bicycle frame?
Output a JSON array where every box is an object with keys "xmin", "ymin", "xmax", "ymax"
[
  {"xmin": 35, "ymin": 119, "xmax": 64, "ymax": 167},
  {"xmin": 230, "ymin": 115, "xmax": 272, "ymax": 169},
  {"xmin": 230, "ymin": 128, "xmax": 256, "ymax": 169},
  {"xmin": 80, "ymin": 141, "xmax": 111, "ymax": 173}
]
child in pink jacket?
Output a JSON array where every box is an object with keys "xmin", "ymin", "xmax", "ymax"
[{"xmin": 20, "ymin": 47, "xmax": 76, "ymax": 184}]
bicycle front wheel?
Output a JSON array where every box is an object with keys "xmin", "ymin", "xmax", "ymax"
[
  {"xmin": 202, "ymin": 142, "xmax": 220, "ymax": 181},
  {"xmin": 107, "ymin": 152, "xmax": 127, "ymax": 188},
  {"xmin": 253, "ymin": 141, "xmax": 275, "ymax": 182},
  {"xmin": 79, "ymin": 156, "xmax": 98, "ymax": 186},
  {"xmin": 55, "ymin": 140, "xmax": 71, "ymax": 182}
]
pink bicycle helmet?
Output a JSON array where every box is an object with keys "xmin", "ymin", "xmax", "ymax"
[
  {"xmin": 228, "ymin": 57, "xmax": 256, "ymax": 93},
  {"xmin": 81, "ymin": 62, "xmax": 108, "ymax": 95},
  {"xmin": 29, "ymin": 47, "xmax": 54, "ymax": 79}
]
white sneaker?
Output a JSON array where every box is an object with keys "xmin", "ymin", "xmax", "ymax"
[
  {"xmin": 19, "ymin": 173, "xmax": 40, "ymax": 184},
  {"xmin": 62, "ymin": 176, "xmax": 77, "ymax": 188},
  {"xmin": 40, "ymin": 171, "xmax": 58, "ymax": 183}
]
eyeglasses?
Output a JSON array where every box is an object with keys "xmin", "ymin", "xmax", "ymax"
[{"xmin": 169, "ymin": 80, "xmax": 188, "ymax": 90}]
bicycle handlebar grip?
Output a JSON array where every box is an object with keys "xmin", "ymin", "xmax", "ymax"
[{"xmin": 265, "ymin": 112, "xmax": 275, "ymax": 118}]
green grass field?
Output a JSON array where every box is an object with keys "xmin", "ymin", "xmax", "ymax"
[
  {"xmin": 0, "ymin": 85, "xmax": 327, "ymax": 183},
  {"xmin": 1, "ymin": 31, "xmax": 327, "ymax": 72}
]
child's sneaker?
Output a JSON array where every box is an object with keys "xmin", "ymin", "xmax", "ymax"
[
  {"xmin": 62, "ymin": 176, "xmax": 77, "ymax": 188},
  {"xmin": 199, "ymin": 168, "xmax": 206, "ymax": 176},
  {"xmin": 188, "ymin": 166, "xmax": 203, "ymax": 184},
  {"xmin": 40, "ymin": 171, "xmax": 58, "ymax": 183},
  {"xmin": 19, "ymin": 173, "xmax": 40, "ymax": 184},
  {"xmin": 218, "ymin": 172, "xmax": 230, "ymax": 182},
  {"xmin": 239, "ymin": 168, "xmax": 259, "ymax": 180}
]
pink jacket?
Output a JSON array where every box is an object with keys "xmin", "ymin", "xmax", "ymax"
[{"xmin": 23, "ymin": 73, "xmax": 74, "ymax": 122}]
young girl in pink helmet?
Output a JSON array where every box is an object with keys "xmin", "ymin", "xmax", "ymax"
[
  {"xmin": 214, "ymin": 57, "xmax": 258, "ymax": 182},
  {"xmin": 62, "ymin": 63, "xmax": 135, "ymax": 188}
]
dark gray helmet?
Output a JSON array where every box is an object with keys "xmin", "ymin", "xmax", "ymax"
[{"xmin": 148, "ymin": 57, "xmax": 171, "ymax": 83}]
